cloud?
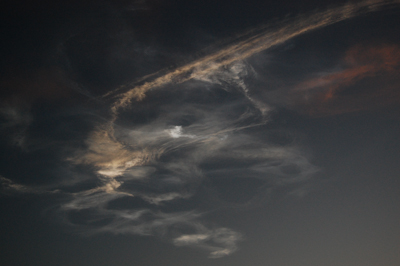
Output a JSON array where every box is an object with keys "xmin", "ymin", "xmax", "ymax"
[
  {"xmin": 166, "ymin": 126, "xmax": 195, "ymax": 139},
  {"xmin": 0, "ymin": 175, "xmax": 32, "ymax": 193},
  {"xmin": 0, "ymin": 66, "xmax": 87, "ymax": 148},
  {"xmin": 0, "ymin": 175, "xmax": 59, "ymax": 195},
  {"xmin": 0, "ymin": 104, "xmax": 32, "ymax": 148},
  {"xmin": 70, "ymin": 129, "xmax": 158, "ymax": 179},
  {"xmin": 62, "ymin": 72, "xmax": 318, "ymax": 257},
  {"xmin": 292, "ymin": 44, "xmax": 400, "ymax": 116},
  {"xmin": 174, "ymin": 227, "xmax": 242, "ymax": 258},
  {"xmin": 107, "ymin": 0, "xmax": 400, "ymax": 114},
  {"xmin": 4, "ymin": 0, "xmax": 400, "ymax": 258},
  {"xmin": 46, "ymin": 0, "xmax": 400, "ymax": 257},
  {"xmin": 192, "ymin": 61, "xmax": 271, "ymax": 117},
  {"xmin": 60, "ymin": 184, "xmax": 242, "ymax": 256}
]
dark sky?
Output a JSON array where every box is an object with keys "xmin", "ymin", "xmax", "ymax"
[{"xmin": 1, "ymin": 0, "xmax": 400, "ymax": 265}]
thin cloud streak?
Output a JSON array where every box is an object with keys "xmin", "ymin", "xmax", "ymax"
[
  {"xmin": 293, "ymin": 43, "xmax": 400, "ymax": 116},
  {"xmin": 174, "ymin": 227, "xmax": 242, "ymax": 258},
  {"xmin": 0, "ymin": 175, "xmax": 32, "ymax": 193},
  {"xmin": 0, "ymin": 175, "xmax": 60, "ymax": 195},
  {"xmin": 109, "ymin": 0, "xmax": 400, "ymax": 114}
]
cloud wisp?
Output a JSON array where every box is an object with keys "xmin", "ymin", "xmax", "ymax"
[
  {"xmin": 0, "ymin": 104, "xmax": 32, "ymax": 148},
  {"xmin": 107, "ymin": 0, "xmax": 400, "ymax": 114},
  {"xmin": 292, "ymin": 43, "xmax": 400, "ymax": 115}
]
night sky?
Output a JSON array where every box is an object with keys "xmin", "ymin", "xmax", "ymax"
[{"xmin": 1, "ymin": 0, "xmax": 400, "ymax": 265}]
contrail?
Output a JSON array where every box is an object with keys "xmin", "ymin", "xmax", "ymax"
[{"xmin": 108, "ymin": 0, "xmax": 400, "ymax": 114}]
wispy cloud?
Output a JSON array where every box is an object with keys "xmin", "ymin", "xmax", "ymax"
[
  {"xmin": 0, "ymin": 104, "xmax": 32, "ymax": 148},
  {"xmin": 293, "ymin": 43, "xmax": 400, "ymax": 115},
  {"xmin": 0, "ymin": 175, "xmax": 32, "ymax": 193},
  {"xmin": 107, "ymin": 0, "xmax": 400, "ymax": 114},
  {"xmin": 0, "ymin": 66, "xmax": 81, "ymax": 149},
  {"xmin": 0, "ymin": 175, "xmax": 59, "ymax": 195},
  {"xmin": 63, "ymin": 68, "xmax": 318, "ymax": 257},
  {"xmin": 174, "ymin": 227, "xmax": 242, "ymax": 258},
  {"xmin": 3, "ymin": 0, "xmax": 400, "ymax": 258},
  {"xmin": 52, "ymin": 0, "xmax": 400, "ymax": 257}
]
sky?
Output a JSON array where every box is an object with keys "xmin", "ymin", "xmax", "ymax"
[{"xmin": 1, "ymin": 0, "xmax": 400, "ymax": 265}]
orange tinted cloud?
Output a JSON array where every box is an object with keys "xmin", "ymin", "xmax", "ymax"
[
  {"xmin": 294, "ymin": 44, "xmax": 400, "ymax": 116},
  {"xmin": 344, "ymin": 43, "xmax": 400, "ymax": 69}
]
